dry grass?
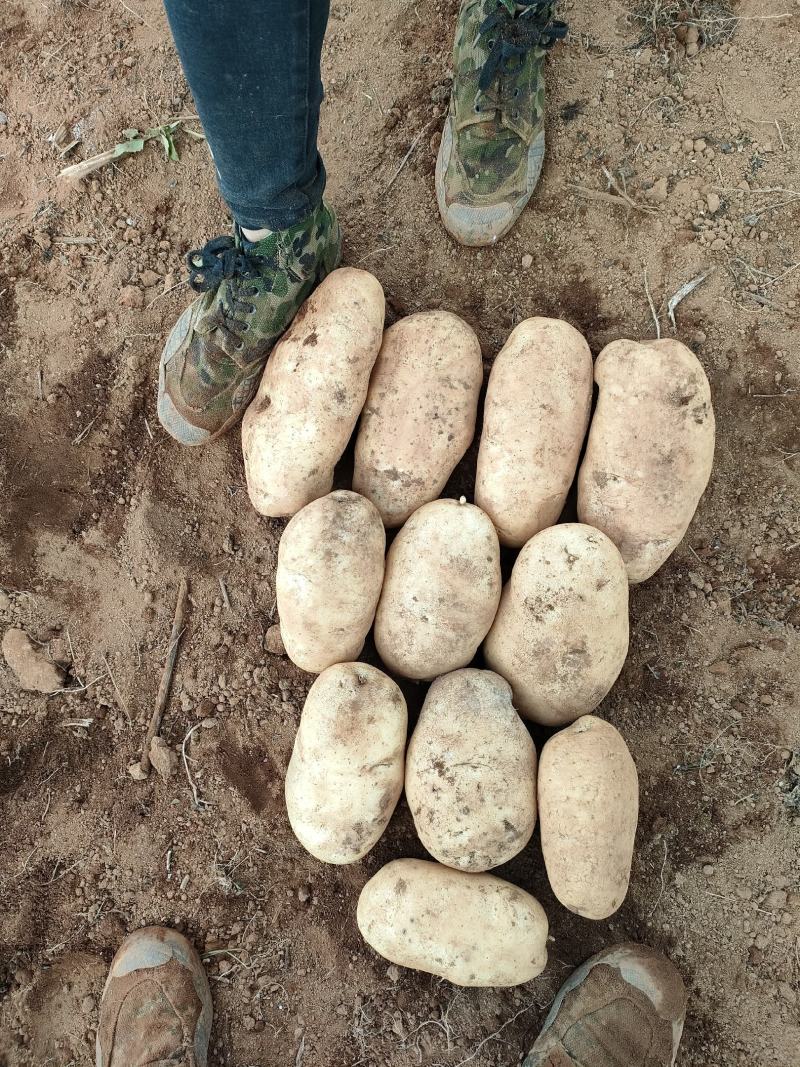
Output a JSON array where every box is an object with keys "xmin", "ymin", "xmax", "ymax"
[{"xmin": 631, "ymin": 0, "xmax": 737, "ymax": 51}]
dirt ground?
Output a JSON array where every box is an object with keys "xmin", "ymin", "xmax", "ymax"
[{"xmin": 1, "ymin": 0, "xmax": 799, "ymax": 1064}]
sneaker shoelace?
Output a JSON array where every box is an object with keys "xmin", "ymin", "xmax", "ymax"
[
  {"xmin": 184, "ymin": 231, "xmax": 296, "ymax": 365},
  {"xmin": 476, "ymin": 0, "xmax": 567, "ymax": 110}
]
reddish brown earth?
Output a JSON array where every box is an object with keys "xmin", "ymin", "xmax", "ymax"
[{"xmin": 1, "ymin": 1, "xmax": 798, "ymax": 1064}]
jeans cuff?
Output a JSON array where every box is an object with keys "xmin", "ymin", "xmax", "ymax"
[{"xmin": 224, "ymin": 161, "xmax": 327, "ymax": 232}]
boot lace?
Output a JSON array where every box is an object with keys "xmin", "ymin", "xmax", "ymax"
[
  {"xmin": 185, "ymin": 233, "xmax": 294, "ymax": 362},
  {"xmin": 477, "ymin": 0, "xmax": 567, "ymax": 97}
]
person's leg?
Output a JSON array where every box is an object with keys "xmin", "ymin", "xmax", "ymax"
[
  {"xmin": 96, "ymin": 926, "xmax": 212, "ymax": 1066},
  {"xmin": 157, "ymin": 0, "xmax": 341, "ymax": 446},
  {"xmin": 523, "ymin": 943, "xmax": 687, "ymax": 1066},
  {"xmin": 163, "ymin": 0, "xmax": 329, "ymax": 232}
]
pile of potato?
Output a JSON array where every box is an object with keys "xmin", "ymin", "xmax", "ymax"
[{"xmin": 242, "ymin": 268, "xmax": 715, "ymax": 987}]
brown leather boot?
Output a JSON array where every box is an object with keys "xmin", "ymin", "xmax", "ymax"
[
  {"xmin": 524, "ymin": 943, "xmax": 687, "ymax": 1067},
  {"xmin": 96, "ymin": 926, "xmax": 212, "ymax": 1067}
]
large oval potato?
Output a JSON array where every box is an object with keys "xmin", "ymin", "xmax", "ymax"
[
  {"xmin": 374, "ymin": 499, "xmax": 501, "ymax": 680},
  {"xmin": 277, "ymin": 491, "xmax": 385, "ymax": 673},
  {"xmin": 577, "ymin": 338, "xmax": 715, "ymax": 582},
  {"xmin": 242, "ymin": 268, "xmax": 385, "ymax": 517},
  {"xmin": 476, "ymin": 318, "xmax": 592, "ymax": 547},
  {"xmin": 405, "ymin": 669, "xmax": 537, "ymax": 872},
  {"xmin": 483, "ymin": 524, "xmax": 628, "ymax": 726},
  {"xmin": 285, "ymin": 663, "xmax": 407, "ymax": 864},
  {"xmin": 357, "ymin": 859, "xmax": 548, "ymax": 986},
  {"xmin": 538, "ymin": 715, "xmax": 638, "ymax": 919},
  {"xmin": 353, "ymin": 311, "xmax": 482, "ymax": 527}
]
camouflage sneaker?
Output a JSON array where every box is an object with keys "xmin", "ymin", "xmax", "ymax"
[
  {"xmin": 436, "ymin": 0, "xmax": 567, "ymax": 246},
  {"xmin": 96, "ymin": 926, "xmax": 212, "ymax": 1067},
  {"xmin": 157, "ymin": 201, "xmax": 340, "ymax": 445}
]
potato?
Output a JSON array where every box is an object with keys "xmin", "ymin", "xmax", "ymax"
[
  {"xmin": 285, "ymin": 663, "xmax": 407, "ymax": 863},
  {"xmin": 277, "ymin": 491, "xmax": 385, "ymax": 673},
  {"xmin": 483, "ymin": 524, "xmax": 628, "ymax": 726},
  {"xmin": 538, "ymin": 715, "xmax": 638, "ymax": 919},
  {"xmin": 374, "ymin": 499, "xmax": 501, "ymax": 680},
  {"xmin": 353, "ymin": 311, "xmax": 482, "ymax": 527},
  {"xmin": 357, "ymin": 859, "xmax": 548, "ymax": 986},
  {"xmin": 577, "ymin": 338, "xmax": 715, "ymax": 582},
  {"xmin": 242, "ymin": 268, "xmax": 385, "ymax": 517},
  {"xmin": 405, "ymin": 669, "xmax": 537, "ymax": 872},
  {"xmin": 476, "ymin": 317, "xmax": 592, "ymax": 547}
]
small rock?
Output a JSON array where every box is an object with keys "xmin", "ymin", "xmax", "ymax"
[
  {"xmin": 386, "ymin": 964, "xmax": 401, "ymax": 983},
  {"xmin": 764, "ymin": 889, "xmax": 788, "ymax": 911},
  {"xmin": 707, "ymin": 661, "xmax": 730, "ymax": 675},
  {"xmin": 521, "ymin": 253, "xmax": 533, "ymax": 269},
  {"xmin": 0, "ymin": 112, "xmax": 7, "ymax": 125},
  {"xmin": 297, "ymin": 885, "xmax": 311, "ymax": 903},
  {"xmin": 139, "ymin": 269, "xmax": 161, "ymax": 288},
  {"xmin": 685, "ymin": 25, "xmax": 699, "ymax": 45},
  {"xmin": 127, "ymin": 760, "xmax": 149, "ymax": 781},
  {"xmin": 118, "ymin": 285, "xmax": 144, "ymax": 309},
  {"xmin": 706, "ymin": 192, "xmax": 721, "ymax": 213},
  {"xmin": 685, "ymin": 41, "xmax": 699, "ymax": 58},
  {"xmin": 81, "ymin": 996, "xmax": 95, "ymax": 1014},
  {"xmin": 149, "ymin": 735, "xmax": 179, "ymax": 781},
  {"xmin": 200, "ymin": 716, "xmax": 218, "ymax": 729},
  {"xmin": 265, "ymin": 624, "xmax": 286, "ymax": 656},
  {"xmin": 702, "ymin": 863, "xmax": 715, "ymax": 876},
  {"xmin": 2, "ymin": 628, "xmax": 65, "ymax": 693},
  {"xmin": 693, "ymin": 138, "xmax": 707, "ymax": 153},
  {"xmin": 0, "ymin": 590, "xmax": 11, "ymax": 611},
  {"xmin": 647, "ymin": 177, "xmax": 669, "ymax": 204}
]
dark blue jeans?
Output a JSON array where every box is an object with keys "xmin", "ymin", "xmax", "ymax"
[{"xmin": 163, "ymin": 0, "xmax": 329, "ymax": 230}]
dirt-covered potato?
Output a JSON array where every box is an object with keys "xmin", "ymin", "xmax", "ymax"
[
  {"xmin": 353, "ymin": 311, "xmax": 482, "ymax": 527},
  {"xmin": 285, "ymin": 663, "xmax": 407, "ymax": 864},
  {"xmin": 483, "ymin": 524, "xmax": 628, "ymax": 726},
  {"xmin": 357, "ymin": 858, "xmax": 548, "ymax": 986},
  {"xmin": 374, "ymin": 499, "xmax": 501, "ymax": 680},
  {"xmin": 475, "ymin": 317, "xmax": 592, "ymax": 547},
  {"xmin": 276, "ymin": 491, "xmax": 385, "ymax": 673},
  {"xmin": 405, "ymin": 669, "xmax": 537, "ymax": 872},
  {"xmin": 242, "ymin": 268, "xmax": 385, "ymax": 517},
  {"xmin": 577, "ymin": 338, "xmax": 715, "ymax": 582},
  {"xmin": 538, "ymin": 716, "xmax": 638, "ymax": 919}
]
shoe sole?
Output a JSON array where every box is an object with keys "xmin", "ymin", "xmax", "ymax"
[{"xmin": 524, "ymin": 943, "xmax": 686, "ymax": 1067}]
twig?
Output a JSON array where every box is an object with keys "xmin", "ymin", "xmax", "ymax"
[
  {"xmin": 36, "ymin": 367, "xmax": 44, "ymax": 400},
  {"xmin": 218, "ymin": 576, "xmax": 232, "ymax": 611},
  {"xmin": 648, "ymin": 838, "xmax": 669, "ymax": 919},
  {"xmin": 118, "ymin": 0, "xmax": 156, "ymax": 30},
  {"xmin": 146, "ymin": 280, "xmax": 187, "ymax": 310},
  {"xmin": 644, "ymin": 268, "xmax": 660, "ymax": 339},
  {"xmin": 667, "ymin": 271, "xmax": 712, "ymax": 330},
  {"xmin": 53, "ymin": 235, "xmax": 97, "ymax": 246},
  {"xmin": 60, "ymin": 149, "xmax": 118, "ymax": 181},
  {"xmin": 72, "ymin": 417, "xmax": 97, "ymax": 444},
  {"xmin": 182, "ymin": 723, "xmax": 210, "ymax": 808},
  {"xmin": 103, "ymin": 654, "xmax": 131, "ymax": 721},
  {"xmin": 295, "ymin": 1034, "xmax": 306, "ymax": 1067},
  {"xmin": 141, "ymin": 577, "xmax": 189, "ymax": 773},
  {"xmin": 386, "ymin": 121, "xmax": 432, "ymax": 191},
  {"xmin": 450, "ymin": 1005, "xmax": 534, "ymax": 1067}
]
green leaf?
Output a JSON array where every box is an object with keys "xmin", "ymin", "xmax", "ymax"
[
  {"xmin": 499, "ymin": 0, "xmax": 515, "ymax": 12},
  {"xmin": 121, "ymin": 128, "xmax": 140, "ymax": 139},
  {"xmin": 113, "ymin": 137, "xmax": 145, "ymax": 157}
]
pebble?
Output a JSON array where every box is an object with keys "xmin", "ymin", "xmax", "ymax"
[
  {"xmin": 139, "ymin": 269, "xmax": 161, "ymax": 288},
  {"xmin": 2, "ymin": 627, "xmax": 65, "ymax": 693},
  {"xmin": 0, "ymin": 590, "xmax": 11, "ymax": 611},
  {"xmin": 647, "ymin": 177, "xmax": 669, "ymax": 204},
  {"xmin": 521, "ymin": 253, "xmax": 533, "ymax": 269},
  {"xmin": 0, "ymin": 112, "xmax": 7, "ymax": 125},
  {"xmin": 149, "ymin": 735, "xmax": 179, "ymax": 781},
  {"xmin": 297, "ymin": 885, "xmax": 311, "ymax": 903},
  {"xmin": 386, "ymin": 964, "xmax": 401, "ymax": 983},
  {"xmin": 702, "ymin": 863, "xmax": 715, "ymax": 876},
  {"xmin": 265, "ymin": 624, "xmax": 286, "ymax": 656},
  {"xmin": 706, "ymin": 192, "xmax": 721, "ymax": 213},
  {"xmin": 127, "ymin": 760, "xmax": 149, "ymax": 781},
  {"xmin": 694, "ymin": 139, "xmax": 707, "ymax": 153}
]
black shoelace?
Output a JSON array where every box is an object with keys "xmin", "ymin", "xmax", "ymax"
[
  {"xmin": 184, "ymin": 235, "xmax": 274, "ymax": 354},
  {"xmin": 477, "ymin": 0, "xmax": 567, "ymax": 92}
]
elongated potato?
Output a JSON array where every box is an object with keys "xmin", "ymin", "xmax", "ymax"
[
  {"xmin": 405, "ymin": 669, "xmax": 537, "ymax": 872},
  {"xmin": 242, "ymin": 268, "xmax": 385, "ymax": 517},
  {"xmin": 285, "ymin": 663, "xmax": 407, "ymax": 864},
  {"xmin": 476, "ymin": 318, "xmax": 592, "ymax": 547},
  {"xmin": 577, "ymin": 338, "xmax": 715, "ymax": 582},
  {"xmin": 374, "ymin": 499, "xmax": 501, "ymax": 680},
  {"xmin": 353, "ymin": 311, "xmax": 482, "ymax": 527},
  {"xmin": 357, "ymin": 859, "xmax": 548, "ymax": 986},
  {"xmin": 538, "ymin": 716, "xmax": 638, "ymax": 919},
  {"xmin": 276, "ymin": 491, "xmax": 385, "ymax": 673},
  {"xmin": 483, "ymin": 524, "xmax": 628, "ymax": 726}
]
